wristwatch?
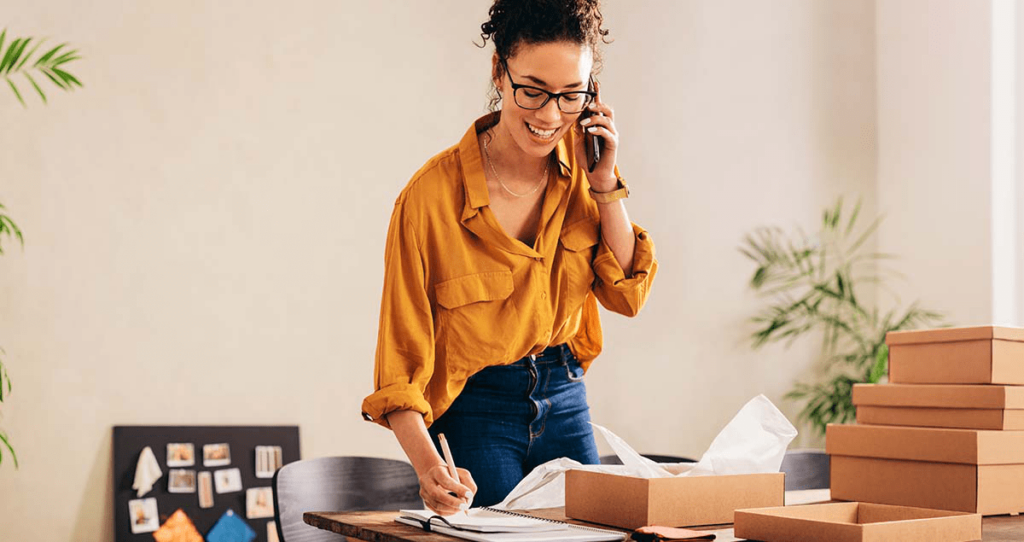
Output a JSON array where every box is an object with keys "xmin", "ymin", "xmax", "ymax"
[{"xmin": 588, "ymin": 177, "xmax": 630, "ymax": 204}]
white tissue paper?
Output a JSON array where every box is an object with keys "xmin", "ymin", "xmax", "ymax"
[
  {"xmin": 132, "ymin": 446, "xmax": 163, "ymax": 497},
  {"xmin": 491, "ymin": 394, "xmax": 797, "ymax": 510}
]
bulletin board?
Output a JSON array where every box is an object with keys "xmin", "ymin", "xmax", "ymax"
[{"xmin": 113, "ymin": 425, "xmax": 300, "ymax": 542}]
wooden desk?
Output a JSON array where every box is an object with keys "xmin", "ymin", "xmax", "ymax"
[{"xmin": 305, "ymin": 492, "xmax": 1024, "ymax": 542}]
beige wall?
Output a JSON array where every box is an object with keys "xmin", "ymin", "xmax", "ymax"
[
  {"xmin": 875, "ymin": 0, "xmax": 995, "ymax": 326},
  {"xmin": 0, "ymin": 2, "xmax": 878, "ymax": 540}
]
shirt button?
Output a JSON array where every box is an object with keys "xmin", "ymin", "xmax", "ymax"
[{"xmin": 541, "ymin": 292, "xmax": 547, "ymax": 299}]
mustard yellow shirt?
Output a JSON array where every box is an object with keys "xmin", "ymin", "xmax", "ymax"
[{"xmin": 361, "ymin": 112, "xmax": 657, "ymax": 429}]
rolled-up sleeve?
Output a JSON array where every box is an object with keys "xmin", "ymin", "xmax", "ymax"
[
  {"xmin": 361, "ymin": 201, "xmax": 435, "ymax": 429},
  {"xmin": 591, "ymin": 223, "xmax": 657, "ymax": 317}
]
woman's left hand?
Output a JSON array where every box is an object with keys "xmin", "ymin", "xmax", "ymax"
[{"xmin": 573, "ymin": 81, "xmax": 620, "ymax": 192}]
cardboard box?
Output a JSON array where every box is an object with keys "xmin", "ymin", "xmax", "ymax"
[
  {"xmin": 734, "ymin": 502, "xmax": 981, "ymax": 542},
  {"xmin": 830, "ymin": 455, "xmax": 1024, "ymax": 515},
  {"xmin": 887, "ymin": 325, "xmax": 1024, "ymax": 384},
  {"xmin": 828, "ymin": 424, "xmax": 1024, "ymax": 514},
  {"xmin": 853, "ymin": 383, "xmax": 1024, "ymax": 430},
  {"xmin": 826, "ymin": 423, "xmax": 1024, "ymax": 464},
  {"xmin": 563, "ymin": 470, "xmax": 784, "ymax": 529}
]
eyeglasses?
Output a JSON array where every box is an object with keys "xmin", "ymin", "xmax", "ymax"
[{"xmin": 501, "ymin": 59, "xmax": 596, "ymax": 114}]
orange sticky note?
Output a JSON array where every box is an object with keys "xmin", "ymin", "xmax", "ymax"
[{"xmin": 152, "ymin": 509, "xmax": 203, "ymax": 542}]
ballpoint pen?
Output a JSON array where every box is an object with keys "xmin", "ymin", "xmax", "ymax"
[{"xmin": 438, "ymin": 433, "xmax": 470, "ymax": 514}]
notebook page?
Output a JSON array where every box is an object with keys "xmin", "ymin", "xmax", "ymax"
[
  {"xmin": 398, "ymin": 509, "xmax": 568, "ymax": 533},
  {"xmin": 395, "ymin": 516, "xmax": 626, "ymax": 542}
]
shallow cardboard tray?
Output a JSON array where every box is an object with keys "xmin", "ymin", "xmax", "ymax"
[{"xmin": 733, "ymin": 502, "xmax": 981, "ymax": 542}]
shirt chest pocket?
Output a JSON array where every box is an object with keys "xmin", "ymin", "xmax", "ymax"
[
  {"xmin": 435, "ymin": 270, "xmax": 519, "ymax": 371},
  {"xmin": 559, "ymin": 220, "xmax": 600, "ymax": 311}
]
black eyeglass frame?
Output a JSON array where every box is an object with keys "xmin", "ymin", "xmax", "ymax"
[{"xmin": 501, "ymin": 59, "xmax": 596, "ymax": 114}]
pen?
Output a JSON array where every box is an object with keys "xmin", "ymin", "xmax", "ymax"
[{"xmin": 438, "ymin": 433, "xmax": 469, "ymax": 513}]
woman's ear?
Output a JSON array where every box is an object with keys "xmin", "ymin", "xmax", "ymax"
[{"xmin": 491, "ymin": 53, "xmax": 503, "ymax": 90}]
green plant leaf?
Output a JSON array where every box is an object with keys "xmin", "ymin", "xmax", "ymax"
[
  {"xmin": 0, "ymin": 29, "xmax": 7, "ymax": 61},
  {"xmin": 40, "ymin": 68, "xmax": 67, "ymax": 90},
  {"xmin": 15, "ymin": 37, "xmax": 44, "ymax": 72},
  {"xmin": 9, "ymin": 37, "xmax": 31, "ymax": 72},
  {"xmin": 34, "ymin": 43, "xmax": 65, "ymax": 66},
  {"xmin": 0, "ymin": 38, "xmax": 21, "ymax": 74},
  {"xmin": 52, "ymin": 67, "xmax": 81, "ymax": 88},
  {"xmin": 24, "ymin": 71, "xmax": 45, "ymax": 103},
  {"xmin": 5, "ymin": 38, "xmax": 30, "ymax": 76},
  {"xmin": 845, "ymin": 199, "xmax": 862, "ymax": 235},
  {"xmin": 0, "ymin": 430, "xmax": 18, "ymax": 469},
  {"xmin": 6, "ymin": 77, "xmax": 25, "ymax": 106},
  {"xmin": 51, "ymin": 49, "xmax": 78, "ymax": 66},
  {"xmin": 867, "ymin": 344, "xmax": 888, "ymax": 383}
]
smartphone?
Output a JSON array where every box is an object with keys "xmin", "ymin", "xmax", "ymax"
[{"xmin": 581, "ymin": 78, "xmax": 602, "ymax": 173}]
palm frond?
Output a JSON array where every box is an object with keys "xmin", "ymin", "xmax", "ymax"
[
  {"xmin": 1, "ymin": 30, "xmax": 82, "ymax": 107},
  {"xmin": 0, "ymin": 202, "xmax": 24, "ymax": 255}
]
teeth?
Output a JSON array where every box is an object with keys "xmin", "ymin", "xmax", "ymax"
[{"xmin": 527, "ymin": 123, "xmax": 557, "ymax": 138}]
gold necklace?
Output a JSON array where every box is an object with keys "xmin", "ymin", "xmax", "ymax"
[{"xmin": 483, "ymin": 130, "xmax": 549, "ymax": 198}]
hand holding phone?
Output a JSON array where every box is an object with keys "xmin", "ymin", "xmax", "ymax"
[{"xmin": 582, "ymin": 77, "xmax": 602, "ymax": 173}]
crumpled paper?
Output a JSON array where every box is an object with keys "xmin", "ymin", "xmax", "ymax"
[
  {"xmin": 132, "ymin": 446, "xmax": 163, "ymax": 498},
  {"xmin": 491, "ymin": 394, "xmax": 797, "ymax": 510}
]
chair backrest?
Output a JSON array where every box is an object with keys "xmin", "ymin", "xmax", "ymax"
[
  {"xmin": 272, "ymin": 456, "xmax": 423, "ymax": 542},
  {"xmin": 599, "ymin": 453, "xmax": 696, "ymax": 465},
  {"xmin": 780, "ymin": 449, "xmax": 830, "ymax": 490}
]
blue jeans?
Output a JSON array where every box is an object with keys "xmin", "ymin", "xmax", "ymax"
[{"xmin": 428, "ymin": 344, "xmax": 600, "ymax": 507}]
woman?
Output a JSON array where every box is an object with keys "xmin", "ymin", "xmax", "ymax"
[{"xmin": 361, "ymin": 0, "xmax": 657, "ymax": 514}]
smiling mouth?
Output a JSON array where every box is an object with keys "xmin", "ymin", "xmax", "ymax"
[{"xmin": 526, "ymin": 122, "xmax": 558, "ymax": 139}]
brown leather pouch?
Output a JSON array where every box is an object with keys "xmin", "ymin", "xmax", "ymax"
[{"xmin": 630, "ymin": 525, "xmax": 716, "ymax": 541}]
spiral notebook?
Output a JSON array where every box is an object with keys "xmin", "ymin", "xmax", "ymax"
[{"xmin": 396, "ymin": 507, "xmax": 626, "ymax": 542}]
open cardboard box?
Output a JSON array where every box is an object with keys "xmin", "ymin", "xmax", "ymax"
[
  {"xmin": 854, "ymin": 383, "xmax": 1024, "ymax": 430},
  {"xmin": 564, "ymin": 469, "xmax": 784, "ymax": 530},
  {"xmin": 887, "ymin": 325, "xmax": 1024, "ymax": 384},
  {"xmin": 828, "ymin": 424, "xmax": 1024, "ymax": 514},
  {"xmin": 733, "ymin": 502, "xmax": 981, "ymax": 542}
]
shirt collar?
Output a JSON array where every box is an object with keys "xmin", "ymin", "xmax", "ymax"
[{"xmin": 459, "ymin": 112, "xmax": 572, "ymax": 219}]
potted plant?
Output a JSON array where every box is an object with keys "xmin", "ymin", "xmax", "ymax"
[
  {"xmin": 740, "ymin": 198, "xmax": 943, "ymax": 436},
  {"xmin": 0, "ymin": 28, "xmax": 82, "ymax": 469}
]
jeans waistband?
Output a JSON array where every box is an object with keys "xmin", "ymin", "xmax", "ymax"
[{"xmin": 507, "ymin": 344, "xmax": 573, "ymax": 366}]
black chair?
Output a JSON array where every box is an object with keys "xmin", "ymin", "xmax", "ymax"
[
  {"xmin": 272, "ymin": 456, "xmax": 423, "ymax": 542},
  {"xmin": 599, "ymin": 453, "xmax": 696, "ymax": 465},
  {"xmin": 780, "ymin": 449, "xmax": 830, "ymax": 490}
]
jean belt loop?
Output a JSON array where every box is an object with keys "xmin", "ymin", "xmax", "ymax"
[{"xmin": 558, "ymin": 344, "xmax": 568, "ymax": 366}]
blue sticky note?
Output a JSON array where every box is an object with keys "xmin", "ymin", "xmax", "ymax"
[{"xmin": 206, "ymin": 509, "xmax": 256, "ymax": 542}]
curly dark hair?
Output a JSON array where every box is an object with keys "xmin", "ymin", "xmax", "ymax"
[{"xmin": 478, "ymin": 0, "xmax": 611, "ymax": 111}]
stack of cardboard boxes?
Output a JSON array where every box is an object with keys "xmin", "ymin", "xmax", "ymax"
[{"xmin": 827, "ymin": 325, "xmax": 1024, "ymax": 514}]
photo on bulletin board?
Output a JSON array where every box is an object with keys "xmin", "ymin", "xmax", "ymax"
[
  {"xmin": 128, "ymin": 498, "xmax": 159, "ymax": 534},
  {"xmin": 254, "ymin": 446, "xmax": 282, "ymax": 479},
  {"xmin": 246, "ymin": 487, "xmax": 275, "ymax": 519},
  {"xmin": 166, "ymin": 443, "xmax": 195, "ymax": 467},
  {"xmin": 198, "ymin": 471, "xmax": 215, "ymax": 509},
  {"xmin": 214, "ymin": 468, "xmax": 243, "ymax": 494},
  {"xmin": 203, "ymin": 443, "xmax": 231, "ymax": 467},
  {"xmin": 168, "ymin": 469, "xmax": 197, "ymax": 493}
]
